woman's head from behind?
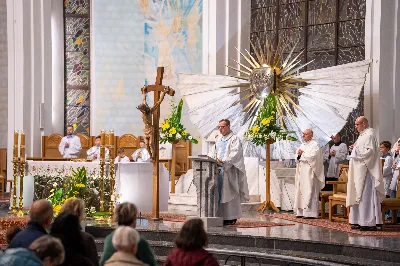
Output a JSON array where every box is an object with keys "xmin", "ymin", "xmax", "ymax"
[
  {"xmin": 50, "ymin": 212, "xmax": 83, "ymax": 254},
  {"xmin": 112, "ymin": 226, "xmax": 141, "ymax": 255},
  {"xmin": 114, "ymin": 202, "xmax": 138, "ymax": 227},
  {"xmin": 29, "ymin": 235, "xmax": 65, "ymax": 266},
  {"xmin": 175, "ymin": 218, "xmax": 208, "ymax": 251},
  {"xmin": 60, "ymin": 198, "xmax": 85, "ymax": 222}
]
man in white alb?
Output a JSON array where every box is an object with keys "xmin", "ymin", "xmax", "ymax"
[
  {"xmin": 132, "ymin": 140, "xmax": 150, "ymax": 162},
  {"xmin": 58, "ymin": 125, "xmax": 82, "ymax": 159},
  {"xmin": 347, "ymin": 116, "xmax": 384, "ymax": 231},
  {"xmin": 326, "ymin": 133, "xmax": 348, "ymax": 179},
  {"xmin": 208, "ymin": 119, "xmax": 249, "ymax": 225},
  {"xmin": 294, "ymin": 129, "xmax": 325, "ymax": 219},
  {"xmin": 114, "ymin": 148, "xmax": 130, "ymax": 163},
  {"xmin": 87, "ymin": 135, "xmax": 110, "ymax": 162}
]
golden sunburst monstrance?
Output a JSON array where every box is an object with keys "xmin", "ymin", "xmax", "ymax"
[{"xmin": 224, "ymin": 40, "xmax": 312, "ymax": 131}]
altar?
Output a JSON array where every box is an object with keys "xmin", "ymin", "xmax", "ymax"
[{"xmin": 19, "ymin": 160, "xmax": 169, "ymax": 212}]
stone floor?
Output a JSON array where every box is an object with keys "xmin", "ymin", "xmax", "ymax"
[{"xmin": 86, "ymin": 209, "xmax": 400, "ymax": 252}]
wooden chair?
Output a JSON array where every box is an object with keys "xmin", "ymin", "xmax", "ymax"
[
  {"xmin": 320, "ymin": 190, "xmax": 333, "ymax": 219},
  {"xmin": 42, "ymin": 134, "xmax": 64, "ymax": 159},
  {"xmin": 174, "ymin": 140, "xmax": 192, "ymax": 177},
  {"xmin": 116, "ymin": 134, "xmax": 140, "ymax": 161},
  {"xmin": 328, "ymin": 164, "xmax": 349, "ymax": 222},
  {"xmin": 381, "ymin": 170, "xmax": 400, "ymax": 228},
  {"xmin": 76, "ymin": 133, "xmax": 91, "ymax": 159}
]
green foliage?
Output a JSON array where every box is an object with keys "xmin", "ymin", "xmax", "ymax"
[
  {"xmin": 244, "ymin": 94, "xmax": 297, "ymax": 146},
  {"xmin": 160, "ymin": 99, "xmax": 199, "ymax": 144}
]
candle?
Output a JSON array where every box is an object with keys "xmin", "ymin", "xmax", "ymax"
[
  {"xmin": 100, "ymin": 131, "xmax": 105, "ymax": 145},
  {"xmin": 109, "ymin": 129, "xmax": 114, "ymax": 146},
  {"xmin": 14, "ymin": 131, "xmax": 18, "ymax": 146},
  {"xmin": 20, "ymin": 132, "xmax": 25, "ymax": 145}
]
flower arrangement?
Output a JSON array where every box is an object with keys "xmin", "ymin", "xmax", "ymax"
[
  {"xmin": 46, "ymin": 167, "xmax": 92, "ymax": 216},
  {"xmin": 160, "ymin": 99, "xmax": 198, "ymax": 144},
  {"xmin": 244, "ymin": 93, "xmax": 297, "ymax": 146}
]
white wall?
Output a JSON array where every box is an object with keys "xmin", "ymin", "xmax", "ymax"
[
  {"xmin": 365, "ymin": 0, "xmax": 400, "ymax": 143},
  {"xmin": 6, "ymin": 0, "xmax": 60, "ymax": 180}
]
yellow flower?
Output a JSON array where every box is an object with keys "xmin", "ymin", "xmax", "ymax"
[
  {"xmin": 53, "ymin": 205, "xmax": 62, "ymax": 214},
  {"xmin": 252, "ymin": 126, "xmax": 259, "ymax": 134},
  {"xmin": 261, "ymin": 118, "xmax": 270, "ymax": 126},
  {"xmin": 76, "ymin": 39, "xmax": 82, "ymax": 45},
  {"xmin": 182, "ymin": 130, "xmax": 187, "ymax": 136},
  {"xmin": 169, "ymin": 127, "xmax": 177, "ymax": 134},
  {"xmin": 162, "ymin": 122, "xmax": 170, "ymax": 130},
  {"xmin": 271, "ymin": 111, "xmax": 275, "ymax": 114}
]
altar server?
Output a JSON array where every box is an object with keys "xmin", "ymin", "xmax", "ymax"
[
  {"xmin": 132, "ymin": 140, "xmax": 150, "ymax": 162},
  {"xmin": 294, "ymin": 129, "xmax": 325, "ymax": 219},
  {"xmin": 58, "ymin": 125, "xmax": 82, "ymax": 159},
  {"xmin": 347, "ymin": 116, "xmax": 384, "ymax": 231},
  {"xmin": 208, "ymin": 119, "xmax": 249, "ymax": 225},
  {"xmin": 326, "ymin": 134, "xmax": 348, "ymax": 179},
  {"xmin": 380, "ymin": 141, "xmax": 393, "ymax": 197},
  {"xmin": 87, "ymin": 135, "xmax": 110, "ymax": 162},
  {"xmin": 114, "ymin": 148, "xmax": 130, "ymax": 163}
]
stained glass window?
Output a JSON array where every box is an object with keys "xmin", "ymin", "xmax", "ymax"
[
  {"xmin": 64, "ymin": 0, "xmax": 90, "ymax": 135},
  {"xmin": 251, "ymin": 0, "xmax": 366, "ymax": 144}
]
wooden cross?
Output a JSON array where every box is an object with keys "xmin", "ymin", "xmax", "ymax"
[{"xmin": 140, "ymin": 67, "xmax": 175, "ymax": 219}]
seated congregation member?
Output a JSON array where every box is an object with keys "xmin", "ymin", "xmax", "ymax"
[
  {"xmin": 132, "ymin": 140, "xmax": 150, "ymax": 162},
  {"xmin": 58, "ymin": 125, "xmax": 82, "ymax": 159},
  {"xmin": 100, "ymin": 203, "xmax": 156, "ymax": 266},
  {"xmin": 294, "ymin": 129, "xmax": 325, "ymax": 219},
  {"xmin": 164, "ymin": 218, "xmax": 219, "ymax": 266},
  {"xmin": 0, "ymin": 235, "xmax": 65, "ymax": 266},
  {"xmin": 380, "ymin": 141, "xmax": 393, "ymax": 198},
  {"xmin": 325, "ymin": 134, "xmax": 348, "ymax": 190},
  {"xmin": 5, "ymin": 225, "xmax": 22, "ymax": 245},
  {"xmin": 60, "ymin": 198, "xmax": 99, "ymax": 266},
  {"xmin": 9, "ymin": 199, "xmax": 53, "ymax": 249},
  {"xmin": 104, "ymin": 226, "xmax": 146, "ymax": 266},
  {"xmin": 391, "ymin": 138, "xmax": 400, "ymax": 198},
  {"xmin": 87, "ymin": 135, "xmax": 110, "ymax": 162},
  {"xmin": 50, "ymin": 213, "xmax": 94, "ymax": 266},
  {"xmin": 115, "ymin": 148, "xmax": 130, "ymax": 163}
]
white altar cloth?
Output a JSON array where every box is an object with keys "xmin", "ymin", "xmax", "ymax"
[
  {"xmin": 114, "ymin": 162, "xmax": 169, "ymax": 212},
  {"xmin": 20, "ymin": 161, "xmax": 169, "ymax": 211}
]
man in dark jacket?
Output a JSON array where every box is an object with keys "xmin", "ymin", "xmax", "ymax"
[{"xmin": 9, "ymin": 199, "xmax": 53, "ymax": 249}]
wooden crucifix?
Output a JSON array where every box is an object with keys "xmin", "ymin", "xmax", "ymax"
[{"xmin": 137, "ymin": 67, "xmax": 175, "ymax": 219}]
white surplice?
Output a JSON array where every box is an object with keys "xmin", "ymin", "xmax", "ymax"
[
  {"xmin": 86, "ymin": 145, "xmax": 110, "ymax": 162},
  {"xmin": 114, "ymin": 155, "xmax": 130, "ymax": 164},
  {"xmin": 294, "ymin": 139, "xmax": 325, "ymax": 218},
  {"xmin": 382, "ymin": 155, "xmax": 394, "ymax": 196},
  {"xmin": 326, "ymin": 143, "xmax": 348, "ymax": 178},
  {"xmin": 347, "ymin": 128, "xmax": 384, "ymax": 226},
  {"xmin": 58, "ymin": 135, "xmax": 82, "ymax": 159},
  {"xmin": 132, "ymin": 148, "xmax": 150, "ymax": 162},
  {"xmin": 208, "ymin": 132, "xmax": 249, "ymax": 220}
]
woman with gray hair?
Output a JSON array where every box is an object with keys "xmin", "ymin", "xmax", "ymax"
[{"xmin": 104, "ymin": 226, "xmax": 147, "ymax": 266}]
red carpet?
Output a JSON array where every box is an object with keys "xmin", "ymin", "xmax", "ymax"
[
  {"xmin": 140, "ymin": 212, "xmax": 294, "ymax": 228},
  {"xmin": 262, "ymin": 213, "xmax": 400, "ymax": 236}
]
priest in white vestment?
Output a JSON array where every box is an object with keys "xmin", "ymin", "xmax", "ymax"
[
  {"xmin": 294, "ymin": 129, "xmax": 325, "ymax": 218},
  {"xmin": 114, "ymin": 148, "xmax": 130, "ymax": 163},
  {"xmin": 87, "ymin": 135, "xmax": 110, "ymax": 162},
  {"xmin": 132, "ymin": 141, "xmax": 150, "ymax": 162},
  {"xmin": 347, "ymin": 116, "xmax": 384, "ymax": 231},
  {"xmin": 208, "ymin": 119, "xmax": 249, "ymax": 225},
  {"xmin": 58, "ymin": 125, "xmax": 82, "ymax": 159},
  {"xmin": 326, "ymin": 134, "xmax": 348, "ymax": 179}
]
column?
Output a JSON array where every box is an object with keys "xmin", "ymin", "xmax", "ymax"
[{"xmin": 364, "ymin": 0, "xmax": 400, "ymax": 142}]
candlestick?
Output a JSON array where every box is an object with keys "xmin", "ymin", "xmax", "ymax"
[
  {"xmin": 108, "ymin": 129, "xmax": 115, "ymax": 222},
  {"xmin": 99, "ymin": 130, "xmax": 106, "ymax": 212}
]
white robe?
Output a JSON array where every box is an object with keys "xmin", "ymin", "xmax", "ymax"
[
  {"xmin": 58, "ymin": 135, "xmax": 82, "ymax": 159},
  {"xmin": 208, "ymin": 132, "xmax": 249, "ymax": 220},
  {"xmin": 294, "ymin": 140, "xmax": 325, "ymax": 218},
  {"xmin": 132, "ymin": 148, "xmax": 150, "ymax": 162},
  {"xmin": 326, "ymin": 143, "xmax": 348, "ymax": 178},
  {"xmin": 382, "ymin": 155, "xmax": 394, "ymax": 196},
  {"xmin": 114, "ymin": 155, "xmax": 130, "ymax": 163},
  {"xmin": 347, "ymin": 128, "xmax": 384, "ymax": 226},
  {"xmin": 87, "ymin": 146, "xmax": 110, "ymax": 162},
  {"xmin": 390, "ymin": 155, "xmax": 400, "ymax": 192}
]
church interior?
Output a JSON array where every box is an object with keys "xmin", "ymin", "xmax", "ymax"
[{"xmin": 1, "ymin": 0, "xmax": 400, "ymax": 265}]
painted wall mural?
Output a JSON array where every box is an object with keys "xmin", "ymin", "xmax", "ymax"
[{"xmin": 92, "ymin": 0, "xmax": 203, "ymax": 139}]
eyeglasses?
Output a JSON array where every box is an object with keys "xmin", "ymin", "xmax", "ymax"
[{"xmin": 218, "ymin": 125, "xmax": 228, "ymax": 129}]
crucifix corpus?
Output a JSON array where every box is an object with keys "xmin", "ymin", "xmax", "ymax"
[{"xmin": 137, "ymin": 67, "xmax": 175, "ymax": 220}]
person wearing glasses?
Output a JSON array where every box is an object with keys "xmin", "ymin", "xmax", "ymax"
[
  {"xmin": 347, "ymin": 116, "xmax": 384, "ymax": 231},
  {"xmin": 294, "ymin": 129, "xmax": 325, "ymax": 219},
  {"xmin": 207, "ymin": 119, "xmax": 249, "ymax": 225}
]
